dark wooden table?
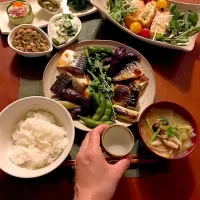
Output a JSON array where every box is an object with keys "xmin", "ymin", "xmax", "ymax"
[{"xmin": 1, "ymin": 0, "xmax": 200, "ymax": 199}]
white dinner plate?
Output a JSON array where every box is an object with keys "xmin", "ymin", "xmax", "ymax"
[
  {"xmin": 91, "ymin": 0, "xmax": 200, "ymax": 51},
  {"xmin": 43, "ymin": 40, "xmax": 156, "ymax": 131}
]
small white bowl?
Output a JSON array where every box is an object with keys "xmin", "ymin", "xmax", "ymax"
[
  {"xmin": 102, "ymin": 125, "xmax": 134, "ymax": 157},
  {"xmin": 37, "ymin": 0, "xmax": 62, "ymax": 15},
  {"xmin": 48, "ymin": 13, "xmax": 82, "ymax": 49},
  {"xmin": 0, "ymin": 96, "xmax": 75, "ymax": 178},
  {"xmin": 8, "ymin": 24, "xmax": 53, "ymax": 57}
]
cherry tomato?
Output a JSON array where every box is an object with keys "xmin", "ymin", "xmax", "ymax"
[
  {"xmin": 156, "ymin": 0, "xmax": 168, "ymax": 9},
  {"xmin": 130, "ymin": 22, "xmax": 142, "ymax": 34},
  {"xmin": 140, "ymin": 28, "xmax": 150, "ymax": 38}
]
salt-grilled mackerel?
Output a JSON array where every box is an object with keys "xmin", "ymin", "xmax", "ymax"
[{"xmin": 113, "ymin": 62, "xmax": 144, "ymax": 82}]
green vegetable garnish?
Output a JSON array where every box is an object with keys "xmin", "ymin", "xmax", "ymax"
[
  {"xmin": 148, "ymin": 129, "xmax": 161, "ymax": 146},
  {"xmin": 52, "ymin": 38, "xmax": 59, "ymax": 46},
  {"xmin": 85, "ymin": 46, "xmax": 115, "ymax": 120},
  {"xmin": 145, "ymin": 118, "xmax": 160, "ymax": 145},
  {"xmin": 68, "ymin": 0, "xmax": 91, "ymax": 11},
  {"xmin": 156, "ymin": 4, "xmax": 200, "ymax": 46},
  {"xmin": 107, "ymin": 0, "xmax": 135, "ymax": 23},
  {"xmin": 166, "ymin": 127, "xmax": 178, "ymax": 137}
]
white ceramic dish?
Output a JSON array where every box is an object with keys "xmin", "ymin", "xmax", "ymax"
[
  {"xmin": 68, "ymin": 4, "xmax": 97, "ymax": 17},
  {"xmin": 0, "ymin": 96, "xmax": 75, "ymax": 178},
  {"xmin": 0, "ymin": 0, "xmax": 56, "ymax": 35},
  {"xmin": 102, "ymin": 125, "xmax": 134, "ymax": 157},
  {"xmin": 8, "ymin": 24, "xmax": 53, "ymax": 57},
  {"xmin": 37, "ymin": 0, "xmax": 62, "ymax": 15},
  {"xmin": 42, "ymin": 40, "xmax": 156, "ymax": 132},
  {"xmin": 91, "ymin": 0, "xmax": 200, "ymax": 51},
  {"xmin": 48, "ymin": 13, "xmax": 82, "ymax": 49}
]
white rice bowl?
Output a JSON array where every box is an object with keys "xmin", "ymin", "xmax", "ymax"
[{"xmin": 0, "ymin": 96, "xmax": 75, "ymax": 178}]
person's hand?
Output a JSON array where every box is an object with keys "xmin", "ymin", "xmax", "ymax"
[{"xmin": 74, "ymin": 125, "xmax": 131, "ymax": 200}]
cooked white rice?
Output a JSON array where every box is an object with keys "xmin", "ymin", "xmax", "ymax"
[{"xmin": 8, "ymin": 111, "xmax": 68, "ymax": 170}]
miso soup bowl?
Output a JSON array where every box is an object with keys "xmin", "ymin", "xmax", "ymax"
[{"xmin": 138, "ymin": 101, "xmax": 198, "ymax": 160}]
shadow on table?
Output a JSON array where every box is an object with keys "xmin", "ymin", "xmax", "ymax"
[
  {"xmin": 0, "ymin": 167, "xmax": 75, "ymax": 200},
  {"xmin": 0, "ymin": 34, "xmax": 8, "ymax": 48},
  {"xmin": 137, "ymin": 158, "xmax": 194, "ymax": 200},
  {"xmin": 9, "ymin": 53, "xmax": 56, "ymax": 81},
  {"xmin": 95, "ymin": 19, "xmax": 199, "ymax": 92}
]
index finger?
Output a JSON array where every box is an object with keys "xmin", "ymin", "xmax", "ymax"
[{"xmin": 87, "ymin": 124, "xmax": 109, "ymax": 150}]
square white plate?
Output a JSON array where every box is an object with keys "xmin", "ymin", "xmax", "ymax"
[
  {"xmin": 91, "ymin": 0, "xmax": 200, "ymax": 51},
  {"xmin": 0, "ymin": 0, "xmax": 54, "ymax": 34}
]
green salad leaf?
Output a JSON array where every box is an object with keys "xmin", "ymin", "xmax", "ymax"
[
  {"xmin": 107, "ymin": 0, "xmax": 135, "ymax": 23},
  {"xmin": 156, "ymin": 4, "xmax": 200, "ymax": 46}
]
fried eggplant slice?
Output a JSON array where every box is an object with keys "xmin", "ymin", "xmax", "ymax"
[
  {"xmin": 113, "ymin": 85, "xmax": 130, "ymax": 106},
  {"xmin": 113, "ymin": 62, "xmax": 144, "ymax": 82},
  {"xmin": 60, "ymin": 88, "xmax": 90, "ymax": 108},
  {"xmin": 51, "ymin": 73, "xmax": 72, "ymax": 96},
  {"xmin": 129, "ymin": 75, "xmax": 149, "ymax": 91},
  {"xmin": 124, "ymin": 88, "xmax": 141, "ymax": 109},
  {"xmin": 113, "ymin": 105, "xmax": 139, "ymax": 122}
]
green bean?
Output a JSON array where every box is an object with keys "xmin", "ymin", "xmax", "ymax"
[
  {"xmin": 87, "ymin": 46, "xmax": 113, "ymax": 55},
  {"xmin": 100, "ymin": 99, "xmax": 112, "ymax": 122},
  {"xmin": 92, "ymin": 93, "xmax": 106, "ymax": 121},
  {"xmin": 79, "ymin": 116, "xmax": 113, "ymax": 128},
  {"xmin": 84, "ymin": 47, "xmax": 92, "ymax": 66}
]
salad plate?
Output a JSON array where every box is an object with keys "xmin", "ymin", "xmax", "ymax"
[
  {"xmin": 0, "ymin": 0, "xmax": 55, "ymax": 34},
  {"xmin": 91, "ymin": 0, "xmax": 200, "ymax": 51},
  {"xmin": 43, "ymin": 40, "xmax": 156, "ymax": 131}
]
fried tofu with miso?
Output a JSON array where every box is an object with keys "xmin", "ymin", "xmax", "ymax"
[
  {"xmin": 124, "ymin": 0, "xmax": 145, "ymax": 28},
  {"xmin": 138, "ymin": 1, "xmax": 157, "ymax": 28},
  {"xmin": 150, "ymin": 11, "xmax": 172, "ymax": 38}
]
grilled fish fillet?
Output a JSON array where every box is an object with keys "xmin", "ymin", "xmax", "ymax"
[
  {"xmin": 124, "ymin": 88, "xmax": 141, "ymax": 109},
  {"xmin": 129, "ymin": 75, "xmax": 149, "ymax": 91},
  {"xmin": 113, "ymin": 62, "xmax": 144, "ymax": 82},
  {"xmin": 138, "ymin": 1, "xmax": 157, "ymax": 28},
  {"xmin": 150, "ymin": 11, "xmax": 172, "ymax": 37},
  {"xmin": 113, "ymin": 85, "xmax": 130, "ymax": 106},
  {"xmin": 113, "ymin": 105, "xmax": 139, "ymax": 122},
  {"xmin": 124, "ymin": 0, "xmax": 145, "ymax": 28}
]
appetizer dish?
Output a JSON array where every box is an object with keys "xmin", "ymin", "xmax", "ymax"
[
  {"xmin": 12, "ymin": 28, "xmax": 49, "ymax": 52},
  {"xmin": 67, "ymin": 0, "xmax": 91, "ymax": 11},
  {"xmin": 37, "ymin": 0, "xmax": 60, "ymax": 14},
  {"xmin": 140, "ymin": 108, "xmax": 196, "ymax": 159},
  {"xmin": 48, "ymin": 13, "xmax": 81, "ymax": 48},
  {"xmin": 49, "ymin": 46, "xmax": 149, "ymax": 129},
  {"xmin": 7, "ymin": 0, "xmax": 34, "ymax": 25},
  {"xmin": 9, "ymin": 110, "xmax": 68, "ymax": 170},
  {"xmin": 107, "ymin": 0, "xmax": 200, "ymax": 46}
]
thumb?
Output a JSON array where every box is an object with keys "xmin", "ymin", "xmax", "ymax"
[{"xmin": 112, "ymin": 155, "xmax": 131, "ymax": 179}]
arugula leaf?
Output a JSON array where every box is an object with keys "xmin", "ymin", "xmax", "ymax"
[
  {"xmin": 108, "ymin": 0, "xmax": 135, "ymax": 23},
  {"xmin": 156, "ymin": 4, "xmax": 200, "ymax": 46},
  {"xmin": 188, "ymin": 10, "xmax": 199, "ymax": 26},
  {"xmin": 170, "ymin": 4, "xmax": 176, "ymax": 14}
]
